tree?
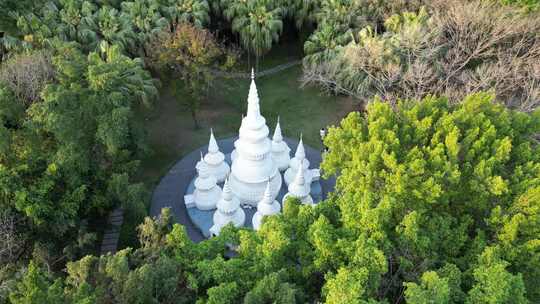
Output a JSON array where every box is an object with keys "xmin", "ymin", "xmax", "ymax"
[
  {"xmin": 303, "ymin": 22, "xmax": 352, "ymax": 65},
  {"xmin": 243, "ymin": 270, "xmax": 305, "ymax": 304},
  {"xmin": 302, "ymin": 1, "xmax": 540, "ymax": 111},
  {"xmin": 404, "ymin": 271, "xmax": 450, "ymax": 304},
  {"xmin": 323, "ymin": 267, "xmax": 372, "ymax": 304},
  {"xmin": 230, "ymin": 0, "xmax": 283, "ymax": 69},
  {"xmin": 0, "ymin": 42, "xmax": 156, "ymax": 269},
  {"xmin": 120, "ymin": 0, "xmax": 169, "ymax": 56},
  {"xmin": 9, "ymin": 261, "xmax": 64, "ymax": 304},
  {"xmin": 160, "ymin": 0, "xmax": 210, "ymax": 28},
  {"xmin": 145, "ymin": 23, "xmax": 237, "ymax": 128},
  {"xmin": 321, "ymin": 93, "xmax": 540, "ymax": 302},
  {"xmin": 466, "ymin": 247, "xmax": 528, "ymax": 304},
  {"xmin": 0, "ymin": 50, "xmax": 54, "ymax": 105}
]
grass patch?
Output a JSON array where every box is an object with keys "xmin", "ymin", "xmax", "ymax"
[{"xmin": 117, "ymin": 50, "xmax": 356, "ymax": 248}]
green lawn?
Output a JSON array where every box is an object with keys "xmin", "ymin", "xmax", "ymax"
[{"xmin": 117, "ymin": 52, "xmax": 356, "ymax": 248}]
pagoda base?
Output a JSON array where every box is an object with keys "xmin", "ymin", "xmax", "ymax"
[{"xmin": 228, "ymin": 172, "xmax": 282, "ymax": 206}]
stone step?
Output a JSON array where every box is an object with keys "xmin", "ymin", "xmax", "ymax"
[
  {"xmin": 100, "ymin": 207, "xmax": 125, "ymax": 255},
  {"xmin": 103, "ymin": 232, "xmax": 120, "ymax": 240}
]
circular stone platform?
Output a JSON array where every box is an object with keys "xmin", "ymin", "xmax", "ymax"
[{"xmin": 150, "ymin": 137, "xmax": 335, "ymax": 242}]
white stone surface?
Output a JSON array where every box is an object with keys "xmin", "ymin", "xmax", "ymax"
[
  {"xmin": 229, "ymin": 69, "xmax": 282, "ymax": 205},
  {"xmin": 271, "ymin": 117, "xmax": 291, "ymax": 172},
  {"xmin": 204, "ymin": 128, "xmax": 230, "ymax": 183},
  {"xmin": 210, "ymin": 178, "xmax": 245, "ymax": 236},
  {"xmin": 252, "ymin": 181, "xmax": 281, "ymax": 230},
  {"xmin": 283, "ymin": 160, "xmax": 313, "ymax": 205},
  {"xmin": 311, "ymin": 169, "xmax": 320, "ymax": 181},
  {"xmin": 193, "ymin": 155, "xmax": 222, "ymax": 210},
  {"xmin": 284, "ymin": 136, "xmax": 313, "ymax": 186},
  {"xmin": 184, "ymin": 194, "xmax": 195, "ymax": 208}
]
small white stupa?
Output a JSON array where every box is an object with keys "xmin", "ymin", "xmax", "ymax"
[
  {"xmin": 204, "ymin": 128, "xmax": 230, "ymax": 183},
  {"xmin": 210, "ymin": 178, "xmax": 245, "ymax": 236},
  {"xmin": 284, "ymin": 135, "xmax": 312, "ymax": 186},
  {"xmin": 192, "ymin": 154, "xmax": 222, "ymax": 210},
  {"xmin": 229, "ymin": 69, "xmax": 282, "ymax": 205},
  {"xmin": 252, "ymin": 180, "xmax": 281, "ymax": 230},
  {"xmin": 271, "ymin": 117, "xmax": 291, "ymax": 172},
  {"xmin": 283, "ymin": 160, "xmax": 313, "ymax": 205}
]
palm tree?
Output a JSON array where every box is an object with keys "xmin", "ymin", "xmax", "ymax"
[
  {"xmin": 120, "ymin": 0, "xmax": 168, "ymax": 55},
  {"xmin": 95, "ymin": 6, "xmax": 137, "ymax": 55},
  {"xmin": 303, "ymin": 21, "xmax": 352, "ymax": 65},
  {"xmin": 231, "ymin": 0, "xmax": 283, "ymax": 69},
  {"xmin": 58, "ymin": 0, "xmax": 100, "ymax": 51},
  {"xmin": 89, "ymin": 44, "xmax": 158, "ymax": 107},
  {"xmin": 291, "ymin": 0, "xmax": 320, "ymax": 29},
  {"xmin": 160, "ymin": 0, "xmax": 210, "ymax": 28},
  {"xmin": 14, "ymin": 2, "xmax": 61, "ymax": 50},
  {"xmin": 223, "ymin": 0, "xmax": 248, "ymax": 21},
  {"xmin": 315, "ymin": 0, "xmax": 359, "ymax": 28}
]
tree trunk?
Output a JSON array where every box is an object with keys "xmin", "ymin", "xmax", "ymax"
[
  {"xmin": 256, "ymin": 55, "xmax": 259, "ymax": 72},
  {"xmin": 247, "ymin": 48, "xmax": 251, "ymax": 70},
  {"xmin": 191, "ymin": 108, "xmax": 200, "ymax": 130}
]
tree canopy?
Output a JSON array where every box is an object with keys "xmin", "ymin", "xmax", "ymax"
[{"xmin": 6, "ymin": 93, "xmax": 540, "ymax": 303}]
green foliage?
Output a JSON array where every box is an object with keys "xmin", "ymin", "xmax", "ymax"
[
  {"xmin": 9, "ymin": 261, "xmax": 64, "ymax": 304},
  {"xmin": 303, "ymin": 0, "xmax": 424, "ymax": 64},
  {"xmin": 146, "ymin": 22, "xmax": 237, "ymax": 128},
  {"xmin": 323, "ymin": 267, "xmax": 372, "ymax": 304},
  {"xmin": 404, "ymin": 271, "xmax": 450, "ymax": 304},
  {"xmin": 0, "ymin": 42, "xmax": 156, "ymax": 267},
  {"xmin": 243, "ymin": 270, "xmax": 304, "ymax": 304},
  {"xmin": 2, "ymin": 0, "xmax": 540, "ymax": 303},
  {"xmin": 466, "ymin": 247, "xmax": 528, "ymax": 304},
  {"xmin": 8, "ymin": 0, "xmax": 210, "ymax": 55},
  {"xmin": 500, "ymin": 0, "xmax": 540, "ymax": 10},
  {"xmin": 322, "ymin": 93, "xmax": 540, "ymax": 302},
  {"xmin": 225, "ymin": 0, "xmax": 283, "ymax": 64},
  {"xmin": 303, "ymin": 2, "xmax": 540, "ymax": 110}
]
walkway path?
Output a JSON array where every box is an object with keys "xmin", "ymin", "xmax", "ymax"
[
  {"xmin": 211, "ymin": 60, "xmax": 302, "ymax": 79},
  {"xmin": 150, "ymin": 137, "xmax": 335, "ymax": 242},
  {"xmin": 173, "ymin": 60, "xmax": 302, "ymax": 80},
  {"xmin": 100, "ymin": 207, "xmax": 124, "ymax": 254}
]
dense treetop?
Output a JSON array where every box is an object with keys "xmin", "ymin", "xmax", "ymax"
[{"xmin": 6, "ymin": 94, "xmax": 540, "ymax": 303}]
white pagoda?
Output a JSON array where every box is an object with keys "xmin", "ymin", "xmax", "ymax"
[
  {"xmin": 210, "ymin": 178, "xmax": 245, "ymax": 236},
  {"xmin": 192, "ymin": 154, "xmax": 222, "ymax": 210},
  {"xmin": 252, "ymin": 180, "xmax": 281, "ymax": 230},
  {"xmin": 228, "ymin": 70, "xmax": 282, "ymax": 206},
  {"xmin": 283, "ymin": 160, "xmax": 313, "ymax": 205},
  {"xmin": 204, "ymin": 128, "xmax": 230, "ymax": 183},
  {"xmin": 284, "ymin": 135, "xmax": 312, "ymax": 186},
  {"xmin": 271, "ymin": 117, "xmax": 291, "ymax": 172}
]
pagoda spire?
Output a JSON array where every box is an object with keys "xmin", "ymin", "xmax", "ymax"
[
  {"xmin": 283, "ymin": 159, "xmax": 313, "ymax": 205},
  {"xmin": 208, "ymin": 128, "xmax": 218, "ymax": 153},
  {"xmin": 210, "ymin": 177, "xmax": 245, "ymax": 236},
  {"xmin": 204, "ymin": 128, "xmax": 230, "ymax": 183},
  {"xmin": 293, "ymin": 160, "xmax": 306, "ymax": 186},
  {"xmin": 261, "ymin": 179, "xmax": 273, "ymax": 204},
  {"xmin": 246, "ymin": 68, "xmax": 261, "ymax": 124},
  {"xmin": 284, "ymin": 134, "xmax": 311, "ymax": 185},
  {"xmin": 295, "ymin": 134, "xmax": 306, "ymax": 160},
  {"xmin": 253, "ymin": 179, "xmax": 281, "ymax": 230},
  {"xmin": 271, "ymin": 116, "xmax": 291, "ymax": 172},
  {"xmin": 272, "ymin": 116, "xmax": 283, "ymax": 142}
]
